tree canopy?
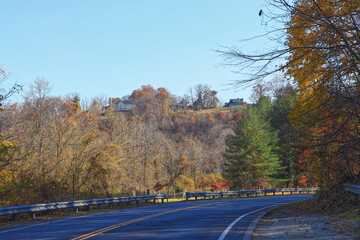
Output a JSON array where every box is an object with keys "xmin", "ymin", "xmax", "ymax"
[{"xmin": 220, "ymin": 0, "xmax": 360, "ymax": 201}]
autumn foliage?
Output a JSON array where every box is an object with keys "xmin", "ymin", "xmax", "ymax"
[
  {"xmin": 0, "ymin": 80, "xmax": 241, "ymax": 206},
  {"xmin": 286, "ymin": 0, "xmax": 360, "ymax": 195}
]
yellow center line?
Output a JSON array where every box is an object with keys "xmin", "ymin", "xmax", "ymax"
[{"xmin": 71, "ymin": 202, "xmax": 221, "ymax": 240}]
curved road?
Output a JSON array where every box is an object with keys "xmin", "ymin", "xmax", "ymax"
[{"xmin": 0, "ymin": 194, "xmax": 313, "ymax": 240}]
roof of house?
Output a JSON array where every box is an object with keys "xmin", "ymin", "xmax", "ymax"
[
  {"xmin": 120, "ymin": 100, "xmax": 133, "ymax": 105},
  {"xmin": 229, "ymin": 98, "xmax": 243, "ymax": 103}
]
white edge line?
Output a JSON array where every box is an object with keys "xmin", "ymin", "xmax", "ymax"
[
  {"xmin": 0, "ymin": 215, "xmax": 89, "ymax": 234},
  {"xmin": 218, "ymin": 205, "xmax": 279, "ymax": 240},
  {"xmin": 0, "ymin": 222, "xmax": 50, "ymax": 234}
]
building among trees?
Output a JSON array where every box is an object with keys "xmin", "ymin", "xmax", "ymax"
[
  {"xmin": 114, "ymin": 100, "xmax": 134, "ymax": 111},
  {"xmin": 224, "ymin": 98, "xmax": 245, "ymax": 107}
]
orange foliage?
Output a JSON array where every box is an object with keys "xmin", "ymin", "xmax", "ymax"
[{"xmin": 298, "ymin": 175, "xmax": 307, "ymax": 187}]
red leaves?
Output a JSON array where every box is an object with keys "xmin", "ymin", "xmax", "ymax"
[
  {"xmin": 210, "ymin": 181, "xmax": 223, "ymax": 191},
  {"xmin": 210, "ymin": 180, "xmax": 234, "ymax": 191},
  {"xmin": 153, "ymin": 182, "xmax": 165, "ymax": 192},
  {"xmin": 257, "ymin": 179, "xmax": 267, "ymax": 189},
  {"xmin": 298, "ymin": 175, "xmax": 307, "ymax": 187},
  {"xmin": 216, "ymin": 111, "xmax": 226, "ymax": 119},
  {"xmin": 233, "ymin": 113, "xmax": 242, "ymax": 121}
]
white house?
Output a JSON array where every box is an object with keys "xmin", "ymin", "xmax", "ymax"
[
  {"xmin": 114, "ymin": 100, "xmax": 134, "ymax": 111},
  {"xmin": 176, "ymin": 101, "xmax": 191, "ymax": 109}
]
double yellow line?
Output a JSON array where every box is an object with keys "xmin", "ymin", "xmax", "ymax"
[{"xmin": 72, "ymin": 202, "xmax": 221, "ymax": 240}]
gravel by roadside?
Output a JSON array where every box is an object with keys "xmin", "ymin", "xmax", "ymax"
[{"xmin": 253, "ymin": 205, "xmax": 359, "ymax": 240}]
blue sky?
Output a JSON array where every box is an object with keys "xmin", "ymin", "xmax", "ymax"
[{"xmin": 1, "ymin": 0, "xmax": 269, "ymax": 104}]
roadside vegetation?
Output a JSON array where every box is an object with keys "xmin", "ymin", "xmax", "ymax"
[
  {"xmin": 0, "ymin": 0, "xmax": 359, "ymax": 223},
  {"xmin": 220, "ymin": 0, "xmax": 360, "ymax": 209},
  {"xmin": 0, "ymin": 72, "xmax": 302, "ymax": 208}
]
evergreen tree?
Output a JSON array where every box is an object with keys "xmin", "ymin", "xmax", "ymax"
[
  {"xmin": 224, "ymin": 96, "xmax": 283, "ymax": 189},
  {"xmin": 270, "ymin": 94, "xmax": 301, "ymax": 186}
]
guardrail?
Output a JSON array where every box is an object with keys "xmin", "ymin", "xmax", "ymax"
[
  {"xmin": 0, "ymin": 194, "xmax": 168, "ymax": 220},
  {"xmin": 185, "ymin": 187, "xmax": 319, "ymax": 201},
  {"xmin": 344, "ymin": 183, "xmax": 360, "ymax": 195}
]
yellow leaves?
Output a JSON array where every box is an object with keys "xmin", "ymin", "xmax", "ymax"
[
  {"xmin": 206, "ymin": 173, "xmax": 224, "ymax": 183},
  {"xmin": 81, "ymin": 132, "xmax": 98, "ymax": 145},
  {"xmin": 2, "ymin": 141, "xmax": 14, "ymax": 148},
  {"xmin": 68, "ymin": 118, "xmax": 77, "ymax": 127},
  {"xmin": 176, "ymin": 175, "xmax": 195, "ymax": 191},
  {"xmin": 287, "ymin": 0, "xmax": 360, "ymax": 131},
  {"xmin": 0, "ymin": 169, "xmax": 15, "ymax": 183},
  {"xmin": 95, "ymin": 144, "xmax": 123, "ymax": 163}
]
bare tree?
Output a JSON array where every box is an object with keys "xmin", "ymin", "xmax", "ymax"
[
  {"xmin": 189, "ymin": 84, "xmax": 219, "ymax": 109},
  {"xmin": 91, "ymin": 93, "xmax": 108, "ymax": 108},
  {"xmin": 80, "ymin": 96, "xmax": 91, "ymax": 111},
  {"xmin": 25, "ymin": 78, "xmax": 53, "ymax": 177},
  {"xmin": 183, "ymin": 87, "xmax": 195, "ymax": 106},
  {"xmin": 250, "ymin": 82, "xmax": 271, "ymax": 103},
  {"xmin": 0, "ymin": 65, "xmax": 22, "ymax": 107},
  {"xmin": 268, "ymin": 75, "xmax": 293, "ymax": 100}
]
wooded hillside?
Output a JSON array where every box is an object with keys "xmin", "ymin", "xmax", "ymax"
[{"xmin": 0, "ymin": 79, "xmax": 243, "ymax": 206}]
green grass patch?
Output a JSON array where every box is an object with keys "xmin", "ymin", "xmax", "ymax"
[{"xmin": 199, "ymin": 107, "xmax": 231, "ymax": 113}]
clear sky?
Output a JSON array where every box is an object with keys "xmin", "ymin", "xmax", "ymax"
[{"xmin": 0, "ymin": 0, "xmax": 268, "ymax": 104}]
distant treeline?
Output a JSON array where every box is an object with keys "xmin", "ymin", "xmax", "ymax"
[{"xmin": 0, "ymin": 80, "xmax": 244, "ymax": 206}]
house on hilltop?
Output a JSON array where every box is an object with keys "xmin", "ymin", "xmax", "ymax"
[
  {"xmin": 176, "ymin": 101, "xmax": 191, "ymax": 109},
  {"xmin": 224, "ymin": 98, "xmax": 245, "ymax": 107},
  {"xmin": 113, "ymin": 100, "xmax": 134, "ymax": 111}
]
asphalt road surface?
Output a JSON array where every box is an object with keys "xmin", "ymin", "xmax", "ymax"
[{"xmin": 0, "ymin": 194, "xmax": 313, "ymax": 240}]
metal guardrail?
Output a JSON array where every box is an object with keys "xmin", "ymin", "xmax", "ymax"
[
  {"xmin": 0, "ymin": 194, "xmax": 168, "ymax": 220},
  {"xmin": 344, "ymin": 183, "xmax": 360, "ymax": 195},
  {"xmin": 0, "ymin": 187, "xmax": 321, "ymax": 220},
  {"xmin": 186, "ymin": 187, "xmax": 319, "ymax": 201}
]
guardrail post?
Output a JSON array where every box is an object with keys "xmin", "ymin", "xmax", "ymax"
[
  {"xmin": 195, "ymin": 196, "xmax": 198, "ymax": 200},
  {"xmin": 282, "ymin": 191, "xmax": 284, "ymax": 195},
  {"xmin": 291, "ymin": 191, "xmax": 293, "ymax": 194},
  {"xmin": 31, "ymin": 213, "xmax": 36, "ymax": 219},
  {"xmin": 12, "ymin": 214, "xmax": 17, "ymax": 221}
]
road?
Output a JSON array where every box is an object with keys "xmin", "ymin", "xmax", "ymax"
[{"xmin": 0, "ymin": 194, "xmax": 313, "ymax": 240}]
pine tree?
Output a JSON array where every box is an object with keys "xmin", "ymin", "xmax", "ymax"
[
  {"xmin": 270, "ymin": 94, "xmax": 301, "ymax": 186},
  {"xmin": 224, "ymin": 96, "xmax": 283, "ymax": 189}
]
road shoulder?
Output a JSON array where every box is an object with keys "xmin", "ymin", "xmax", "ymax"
[{"xmin": 252, "ymin": 202, "xmax": 359, "ymax": 239}]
